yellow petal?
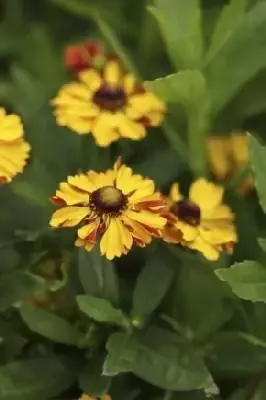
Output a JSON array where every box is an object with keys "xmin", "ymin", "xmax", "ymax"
[
  {"xmin": 100, "ymin": 218, "xmax": 133, "ymax": 260},
  {"xmin": 104, "ymin": 61, "xmax": 121, "ymax": 88},
  {"xmin": 50, "ymin": 206, "xmax": 88, "ymax": 228},
  {"xmin": 115, "ymin": 164, "xmax": 155, "ymax": 198},
  {"xmin": 175, "ymin": 220, "xmax": 197, "ymax": 241},
  {"xmin": 78, "ymin": 219, "xmax": 99, "ymax": 240},
  {"xmin": 75, "ymin": 238, "xmax": 95, "ymax": 253},
  {"xmin": 0, "ymin": 140, "xmax": 30, "ymax": 182},
  {"xmin": 125, "ymin": 209, "xmax": 166, "ymax": 230},
  {"xmin": 189, "ymin": 178, "xmax": 223, "ymax": 211},
  {"xmin": 68, "ymin": 173, "xmax": 97, "ymax": 193},
  {"xmin": 127, "ymin": 92, "xmax": 165, "ymax": 118},
  {"xmin": 202, "ymin": 204, "xmax": 234, "ymax": 221},
  {"xmin": 169, "ymin": 183, "xmax": 183, "ymax": 203},
  {"xmin": 54, "ymin": 182, "xmax": 89, "ymax": 205},
  {"xmin": 79, "ymin": 69, "xmax": 102, "ymax": 92},
  {"xmin": 0, "ymin": 114, "xmax": 24, "ymax": 142},
  {"xmin": 188, "ymin": 236, "xmax": 220, "ymax": 261},
  {"xmin": 231, "ymin": 133, "xmax": 248, "ymax": 165},
  {"xmin": 123, "ymin": 73, "xmax": 136, "ymax": 94},
  {"xmin": 121, "ymin": 214, "xmax": 152, "ymax": 244},
  {"xmin": 207, "ymin": 136, "xmax": 231, "ymax": 180},
  {"xmin": 199, "ymin": 226, "xmax": 237, "ymax": 245},
  {"xmin": 116, "ymin": 114, "xmax": 146, "ymax": 140},
  {"xmin": 91, "ymin": 112, "xmax": 120, "ymax": 147}
]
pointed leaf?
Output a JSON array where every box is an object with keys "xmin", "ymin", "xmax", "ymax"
[{"xmin": 248, "ymin": 134, "xmax": 266, "ymax": 214}]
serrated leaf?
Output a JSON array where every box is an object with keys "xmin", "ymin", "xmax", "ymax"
[
  {"xmin": 206, "ymin": 2, "xmax": 266, "ymax": 112},
  {"xmin": 0, "ymin": 355, "xmax": 79, "ymax": 399},
  {"xmin": 20, "ymin": 306, "xmax": 79, "ymax": 345},
  {"xmin": 78, "ymin": 248, "xmax": 119, "ymax": 305},
  {"xmin": 76, "ymin": 295, "xmax": 126, "ymax": 326},
  {"xmin": 132, "ymin": 254, "xmax": 173, "ymax": 317},
  {"xmin": 216, "ymin": 261, "xmax": 266, "ymax": 301},
  {"xmin": 248, "ymin": 135, "xmax": 266, "ymax": 214},
  {"xmin": 105, "ymin": 328, "xmax": 212, "ymax": 390},
  {"xmin": 205, "ymin": 0, "xmax": 247, "ymax": 65},
  {"xmin": 149, "ymin": 0, "xmax": 203, "ymax": 69}
]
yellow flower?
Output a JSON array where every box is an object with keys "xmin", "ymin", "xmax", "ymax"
[
  {"xmin": 79, "ymin": 395, "xmax": 111, "ymax": 400},
  {"xmin": 163, "ymin": 178, "xmax": 237, "ymax": 261},
  {"xmin": 207, "ymin": 132, "xmax": 252, "ymax": 195},
  {"xmin": 52, "ymin": 60, "xmax": 166, "ymax": 147},
  {"xmin": 0, "ymin": 107, "xmax": 30, "ymax": 183},
  {"xmin": 50, "ymin": 159, "xmax": 166, "ymax": 260}
]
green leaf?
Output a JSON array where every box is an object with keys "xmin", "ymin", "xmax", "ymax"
[
  {"xmin": 0, "ymin": 355, "xmax": 79, "ymax": 399},
  {"xmin": 105, "ymin": 328, "xmax": 212, "ymax": 390},
  {"xmin": 170, "ymin": 261, "xmax": 232, "ymax": 340},
  {"xmin": 248, "ymin": 134, "xmax": 266, "ymax": 214},
  {"xmin": 205, "ymin": 0, "xmax": 247, "ymax": 65},
  {"xmin": 78, "ymin": 248, "xmax": 119, "ymax": 305},
  {"xmin": 215, "ymin": 261, "xmax": 266, "ymax": 302},
  {"xmin": 132, "ymin": 254, "xmax": 174, "ymax": 317},
  {"xmin": 79, "ymin": 358, "xmax": 111, "ymax": 396},
  {"xmin": 206, "ymin": 332, "xmax": 266, "ymax": 378},
  {"xmin": 0, "ymin": 319, "xmax": 27, "ymax": 363},
  {"xmin": 149, "ymin": 0, "xmax": 203, "ymax": 69},
  {"xmin": 76, "ymin": 295, "xmax": 126, "ymax": 326},
  {"xmin": 20, "ymin": 306, "xmax": 79, "ymax": 345},
  {"xmin": 0, "ymin": 271, "xmax": 46, "ymax": 312},
  {"xmin": 258, "ymin": 238, "xmax": 266, "ymax": 252},
  {"xmin": 206, "ymin": 2, "xmax": 266, "ymax": 112}
]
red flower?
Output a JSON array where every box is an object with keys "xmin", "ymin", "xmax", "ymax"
[{"xmin": 64, "ymin": 40, "xmax": 105, "ymax": 75}]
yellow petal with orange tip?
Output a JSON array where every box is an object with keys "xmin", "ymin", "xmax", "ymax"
[
  {"xmin": 77, "ymin": 219, "xmax": 100, "ymax": 240},
  {"xmin": 104, "ymin": 60, "xmax": 121, "ymax": 88},
  {"xmin": 50, "ymin": 206, "xmax": 89, "ymax": 228},
  {"xmin": 79, "ymin": 68, "xmax": 102, "ymax": 92},
  {"xmin": 100, "ymin": 218, "xmax": 133, "ymax": 260},
  {"xmin": 75, "ymin": 238, "xmax": 95, "ymax": 253},
  {"xmin": 54, "ymin": 182, "xmax": 89, "ymax": 206},
  {"xmin": 189, "ymin": 178, "xmax": 223, "ymax": 211},
  {"xmin": 125, "ymin": 209, "xmax": 166, "ymax": 230}
]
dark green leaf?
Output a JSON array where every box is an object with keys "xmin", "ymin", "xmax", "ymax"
[
  {"xmin": 0, "ymin": 319, "xmax": 27, "ymax": 363},
  {"xmin": 79, "ymin": 358, "xmax": 111, "ymax": 396},
  {"xmin": 0, "ymin": 355, "xmax": 79, "ymax": 399},
  {"xmin": 78, "ymin": 248, "xmax": 119, "ymax": 305},
  {"xmin": 248, "ymin": 134, "xmax": 266, "ymax": 214},
  {"xmin": 206, "ymin": 332, "xmax": 266, "ymax": 378},
  {"xmin": 76, "ymin": 295, "xmax": 126, "ymax": 326},
  {"xmin": 20, "ymin": 306, "xmax": 79, "ymax": 345},
  {"xmin": 216, "ymin": 261, "xmax": 266, "ymax": 302},
  {"xmin": 258, "ymin": 238, "xmax": 266, "ymax": 252},
  {"xmin": 132, "ymin": 254, "xmax": 174, "ymax": 317},
  {"xmin": 149, "ymin": 0, "xmax": 203, "ymax": 69},
  {"xmin": 105, "ymin": 327, "xmax": 212, "ymax": 390}
]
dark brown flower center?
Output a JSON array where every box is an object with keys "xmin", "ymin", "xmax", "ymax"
[
  {"xmin": 90, "ymin": 186, "xmax": 127, "ymax": 214},
  {"xmin": 171, "ymin": 199, "xmax": 201, "ymax": 226},
  {"xmin": 93, "ymin": 84, "xmax": 127, "ymax": 112}
]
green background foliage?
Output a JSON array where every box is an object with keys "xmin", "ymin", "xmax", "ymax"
[{"xmin": 1, "ymin": 0, "xmax": 266, "ymax": 399}]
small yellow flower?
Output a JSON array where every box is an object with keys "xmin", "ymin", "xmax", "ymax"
[
  {"xmin": 52, "ymin": 60, "xmax": 166, "ymax": 147},
  {"xmin": 207, "ymin": 132, "xmax": 252, "ymax": 194},
  {"xmin": 0, "ymin": 107, "xmax": 30, "ymax": 183},
  {"xmin": 50, "ymin": 159, "xmax": 166, "ymax": 260},
  {"xmin": 163, "ymin": 178, "xmax": 237, "ymax": 261}
]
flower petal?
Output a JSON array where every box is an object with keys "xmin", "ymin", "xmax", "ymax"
[
  {"xmin": 54, "ymin": 182, "xmax": 89, "ymax": 205},
  {"xmin": 100, "ymin": 218, "xmax": 133, "ymax": 260},
  {"xmin": 125, "ymin": 209, "xmax": 166, "ymax": 230},
  {"xmin": 50, "ymin": 206, "xmax": 89, "ymax": 227},
  {"xmin": 116, "ymin": 114, "xmax": 146, "ymax": 140},
  {"xmin": 188, "ymin": 236, "xmax": 220, "ymax": 261},
  {"xmin": 175, "ymin": 220, "xmax": 197, "ymax": 241},
  {"xmin": 0, "ymin": 140, "xmax": 30, "ymax": 182},
  {"xmin": 104, "ymin": 61, "xmax": 121, "ymax": 88},
  {"xmin": 189, "ymin": 178, "xmax": 223, "ymax": 211},
  {"xmin": 169, "ymin": 183, "xmax": 183, "ymax": 203},
  {"xmin": 79, "ymin": 69, "xmax": 102, "ymax": 92},
  {"xmin": 91, "ymin": 112, "xmax": 120, "ymax": 147}
]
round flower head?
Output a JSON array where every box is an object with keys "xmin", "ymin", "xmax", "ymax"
[
  {"xmin": 52, "ymin": 60, "xmax": 166, "ymax": 147},
  {"xmin": 50, "ymin": 159, "xmax": 166, "ymax": 260},
  {"xmin": 64, "ymin": 40, "xmax": 105, "ymax": 76},
  {"xmin": 0, "ymin": 107, "xmax": 30, "ymax": 183},
  {"xmin": 208, "ymin": 132, "xmax": 252, "ymax": 195},
  {"xmin": 164, "ymin": 178, "xmax": 237, "ymax": 261}
]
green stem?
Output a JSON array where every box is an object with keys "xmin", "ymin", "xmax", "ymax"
[
  {"xmin": 188, "ymin": 113, "xmax": 209, "ymax": 177},
  {"xmin": 162, "ymin": 121, "xmax": 189, "ymax": 164}
]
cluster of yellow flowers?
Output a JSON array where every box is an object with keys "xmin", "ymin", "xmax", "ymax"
[{"xmin": 0, "ymin": 41, "xmax": 239, "ymax": 262}]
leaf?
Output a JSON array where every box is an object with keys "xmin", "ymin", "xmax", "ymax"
[
  {"xmin": 78, "ymin": 248, "xmax": 119, "ymax": 305},
  {"xmin": 132, "ymin": 253, "xmax": 174, "ymax": 317},
  {"xmin": 205, "ymin": 0, "xmax": 247, "ymax": 65},
  {"xmin": 206, "ymin": 332, "xmax": 266, "ymax": 378},
  {"xmin": 105, "ymin": 328, "xmax": 212, "ymax": 390},
  {"xmin": 206, "ymin": 2, "xmax": 266, "ymax": 112},
  {"xmin": 0, "ymin": 319, "xmax": 27, "ymax": 363},
  {"xmin": 258, "ymin": 238, "xmax": 266, "ymax": 252},
  {"xmin": 149, "ymin": 0, "xmax": 203, "ymax": 69},
  {"xmin": 0, "ymin": 271, "xmax": 46, "ymax": 312},
  {"xmin": 215, "ymin": 261, "xmax": 266, "ymax": 302},
  {"xmin": 170, "ymin": 261, "xmax": 232, "ymax": 340},
  {"xmin": 0, "ymin": 354, "xmax": 80, "ymax": 399},
  {"xmin": 248, "ymin": 134, "xmax": 266, "ymax": 214},
  {"xmin": 79, "ymin": 358, "xmax": 111, "ymax": 396},
  {"xmin": 76, "ymin": 295, "xmax": 126, "ymax": 326},
  {"xmin": 20, "ymin": 306, "xmax": 79, "ymax": 345}
]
